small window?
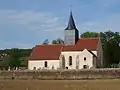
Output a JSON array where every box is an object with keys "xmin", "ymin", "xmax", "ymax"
[
  {"xmin": 84, "ymin": 57, "xmax": 86, "ymax": 61},
  {"xmin": 66, "ymin": 67, "xmax": 68, "ymax": 69},
  {"xmin": 69, "ymin": 56, "xmax": 72, "ymax": 66},
  {"xmin": 83, "ymin": 65, "xmax": 88, "ymax": 69},
  {"xmin": 44, "ymin": 61, "xmax": 47, "ymax": 67}
]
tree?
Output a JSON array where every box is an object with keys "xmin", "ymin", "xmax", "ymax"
[
  {"xmin": 0, "ymin": 48, "xmax": 32, "ymax": 69},
  {"xmin": 81, "ymin": 32, "xmax": 99, "ymax": 38},
  {"xmin": 43, "ymin": 39, "xmax": 49, "ymax": 44},
  {"xmin": 8, "ymin": 48, "xmax": 21, "ymax": 69},
  {"xmin": 52, "ymin": 38, "xmax": 64, "ymax": 44},
  {"xmin": 104, "ymin": 40, "xmax": 119, "ymax": 64}
]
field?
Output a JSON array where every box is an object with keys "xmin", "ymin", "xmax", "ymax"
[{"xmin": 0, "ymin": 79, "xmax": 120, "ymax": 90}]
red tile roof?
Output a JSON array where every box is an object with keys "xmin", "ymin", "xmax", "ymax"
[
  {"xmin": 62, "ymin": 45, "xmax": 76, "ymax": 51},
  {"xmin": 29, "ymin": 38, "xmax": 99, "ymax": 60},
  {"xmin": 62, "ymin": 38, "xmax": 99, "ymax": 51},
  {"xmin": 76, "ymin": 38, "xmax": 99, "ymax": 50},
  {"xmin": 29, "ymin": 44, "xmax": 63, "ymax": 60}
]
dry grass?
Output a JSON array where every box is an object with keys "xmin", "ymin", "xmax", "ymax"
[{"xmin": 0, "ymin": 79, "xmax": 120, "ymax": 90}]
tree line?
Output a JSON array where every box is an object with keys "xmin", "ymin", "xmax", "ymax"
[{"xmin": 0, "ymin": 48, "xmax": 32, "ymax": 70}]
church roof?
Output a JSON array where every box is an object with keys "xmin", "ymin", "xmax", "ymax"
[
  {"xmin": 76, "ymin": 38, "xmax": 99, "ymax": 50},
  {"xmin": 29, "ymin": 44, "xmax": 63, "ymax": 60},
  {"xmin": 62, "ymin": 38, "xmax": 99, "ymax": 51},
  {"xmin": 29, "ymin": 38, "xmax": 99, "ymax": 60},
  {"xmin": 65, "ymin": 11, "xmax": 77, "ymax": 30}
]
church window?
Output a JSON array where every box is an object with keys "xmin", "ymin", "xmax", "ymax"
[
  {"xmin": 69, "ymin": 56, "xmax": 72, "ymax": 66},
  {"xmin": 66, "ymin": 67, "xmax": 68, "ymax": 69},
  {"xmin": 84, "ymin": 57, "xmax": 86, "ymax": 61},
  {"xmin": 83, "ymin": 65, "xmax": 87, "ymax": 69},
  {"xmin": 44, "ymin": 61, "xmax": 47, "ymax": 67}
]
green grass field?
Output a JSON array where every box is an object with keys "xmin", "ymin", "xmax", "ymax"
[{"xmin": 0, "ymin": 79, "xmax": 120, "ymax": 90}]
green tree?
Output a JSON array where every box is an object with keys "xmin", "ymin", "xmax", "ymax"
[
  {"xmin": 8, "ymin": 48, "xmax": 21, "ymax": 69},
  {"xmin": 0, "ymin": 48, "xmax": 32, "ymax": 69},
  {"xmin": 81, "ymin": 32, "xmax": 99, "ymax": 38},
  {"xmin": 52, "ymin": 38, "xmax": 64, "ymax": 44}
]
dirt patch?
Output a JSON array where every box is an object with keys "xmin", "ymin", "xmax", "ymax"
[{"xmin": 0, "ymin": 79, "xmax": 120, "ymax": 90}]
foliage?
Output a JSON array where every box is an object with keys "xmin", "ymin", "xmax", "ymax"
[
  {"xmin": 0, "ymin": 48, "xmax": 32, "ymax": 69},
  {"xmin": 8, "ymin": 48, "xmax": 21, "ymax": 68},
  {"xmin": 52, "ymin": 38, "xmax": 64, "ymax": 44},
  {"xmin": 81, "ymin": 32, "xmax": 99, "ymax": 38}
]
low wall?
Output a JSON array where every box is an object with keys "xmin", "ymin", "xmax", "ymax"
[{"xmin": 0, "ymin": 68, "xmax": 120, "ymax": 80}]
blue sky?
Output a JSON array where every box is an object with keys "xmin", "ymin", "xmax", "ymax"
[{"xmin": 1, "ymin": 0, "xmax": 120, "ymax": 49}]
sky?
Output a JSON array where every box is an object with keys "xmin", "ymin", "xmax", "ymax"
[{"xmin": 1, "ymin": 0, "xmax": 120, "ymax": 49}]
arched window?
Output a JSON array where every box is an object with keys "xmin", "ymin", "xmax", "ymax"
[
  {"xmin": 44, "ymin": 61, "xmax": 47, "ymax": 67},
  {"xmin": 69, "ymin": 56, "xmax": 72, "ymax": 66}
]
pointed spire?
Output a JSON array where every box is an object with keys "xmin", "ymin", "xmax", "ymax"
[{"xmin": 65, "ymin": 11, "xmax": 77, "ymax": 30}]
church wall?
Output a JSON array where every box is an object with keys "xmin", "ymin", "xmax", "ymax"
[
  {"xmin": 61, "ymin": 51, "xmax": 80, "ymax": 69},
  {"xmin": 91, "ymin": 51, "xmax": 97, "ymax": 56},
  {"xmin": 61, "ymin": 50, "xmax": 95, "ymax": 69},
  {"xmin": 28, "ymin": 60, "xmax": 59, "ymax": 70},
  {"xmin": 97, "ymin": 39, "xmax": 104, "ymax": 68},
  {"xmin": 79, "ymin": 49, "xmax": 94, "ymax": 69}
]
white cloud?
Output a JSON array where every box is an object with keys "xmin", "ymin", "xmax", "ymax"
[
  {"xmin": 0, "ymin": 9, "xmax": 65, "ymax": 31},
  {"xmin": 78, "ymin": 13, "xmax": 120, "ymax": 34},
  {"xmin": 0, "ymin": 9, "xmax": 66, "ymax": 49}
]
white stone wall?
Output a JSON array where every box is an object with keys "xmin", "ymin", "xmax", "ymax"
[
  {"xmin": 79, "ymin": 49, "xmax": 94, "ymax": 69},
  {"xmin": 61, "ymin": 51, "xmax": 80, "ymax": 69},
  {"xmin": 28, "ymin": 60, "xmax": 59, "ymax": 70},
  {"xmin": 91, "ymin": 51, "xmax": 97, "ymax": 56},
  {"xmin": 61, "ymin": 49, "xmax": 95, "ymax": 69}
]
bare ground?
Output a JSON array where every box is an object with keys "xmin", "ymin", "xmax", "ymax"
[{"xmin": 0, "ymin": 79, "xmax": 120, "ymax": 90}]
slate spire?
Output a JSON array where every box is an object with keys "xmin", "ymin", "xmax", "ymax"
[{"xmin": 65, "ymin": 11, "xmax": 77, "ymax": 30}]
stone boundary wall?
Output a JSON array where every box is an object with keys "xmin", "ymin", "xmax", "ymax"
[{"xmin": 0, "ymin": 68, "xmax": 120, "ymax": 80}]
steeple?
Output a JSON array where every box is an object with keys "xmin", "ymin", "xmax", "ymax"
[
  {"xmin": 64, "ymin": 11, "xmax": 79, "ymax": 45},
  {"xmin": 65, "ymin": 11, "xmax": 77, "ymax": 30}
]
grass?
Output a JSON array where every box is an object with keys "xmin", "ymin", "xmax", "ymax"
[{"xmin": 0, "ymin": 79, "xmax": 120, "ymax": 90}]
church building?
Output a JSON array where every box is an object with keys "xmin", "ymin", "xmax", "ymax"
[{"xmin": 28, "ymin": 11, "xmax": 103, "ymax": 70}]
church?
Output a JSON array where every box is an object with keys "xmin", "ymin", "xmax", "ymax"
[{"xmin": 28, "ymin": 11, "xmax": 103, "ymax": 70}]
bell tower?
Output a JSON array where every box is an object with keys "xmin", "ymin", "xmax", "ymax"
[{"xmin": 64, "ymin": 11, "xmax": 79, "ymax": 45}]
